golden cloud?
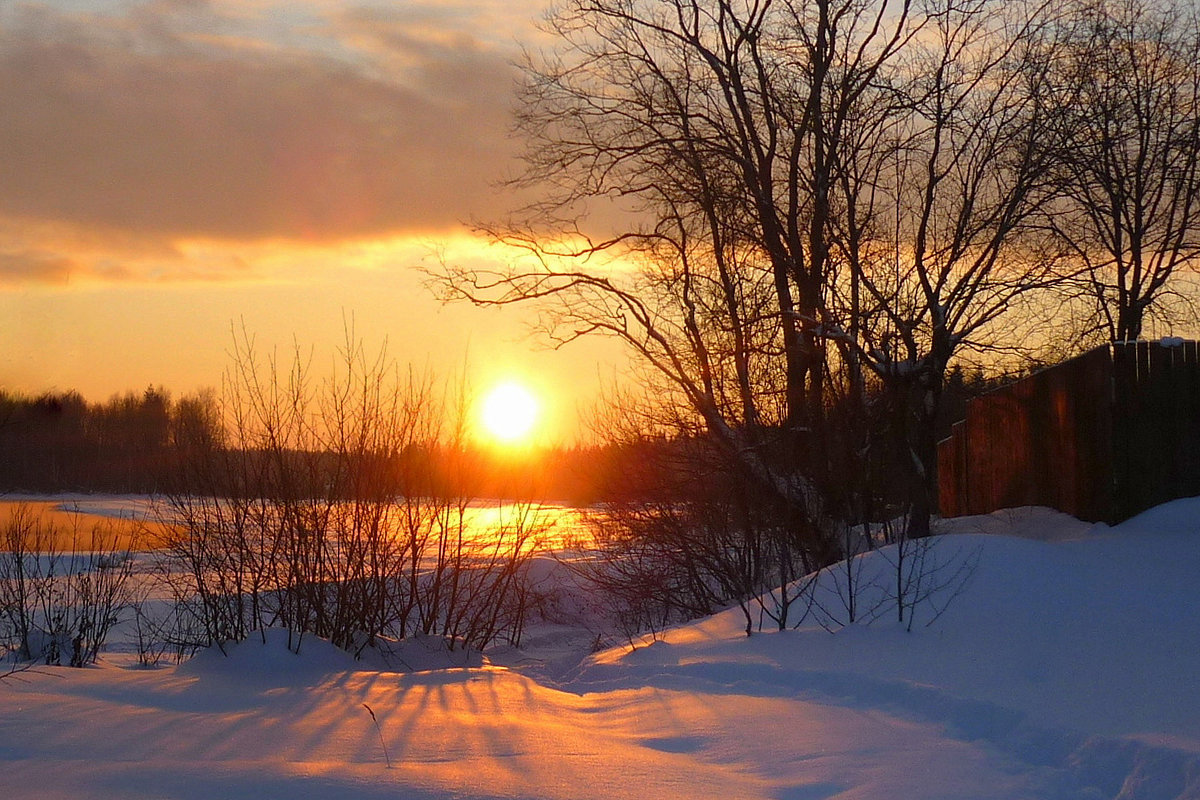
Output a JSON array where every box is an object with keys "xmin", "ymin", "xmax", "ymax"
[{"xmin": 0, "ymin": 1, "xmax": 525, "ymax": 282}]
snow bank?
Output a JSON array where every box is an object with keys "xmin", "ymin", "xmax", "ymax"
[
  {"xmin": 177, "ymin": 628, "xmax": 359, "ymax": 686},
  {"xmin": 570, "ymin": 497, "xmax": 1200, "ymax": 798}
]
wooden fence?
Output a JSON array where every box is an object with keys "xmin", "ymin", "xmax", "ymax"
[{"xmin": 937, "ymin": 340, "xmax": 1200, "ymax": 523}]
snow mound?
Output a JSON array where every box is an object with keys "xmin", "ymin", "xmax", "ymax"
[
  {"xmin": 177, "ymin": 628, "xmax": 358, "ymax": 685},
  {"xmin": 592, "ymin": 497, "xmax": 1200, "ymax": 736},
  {"xmin": 934, "ymin": 504, "xmax": 1100, "ymax": 541},
  {"xmin": 1117, "ymin": 494, "xmax": 1200, "ymax": 535},
  {"xmin": 558, "ymin": 498, "xmax": 1200, "ymax": 797}
]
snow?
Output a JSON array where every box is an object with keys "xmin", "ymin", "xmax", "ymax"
[
  {"xmin": 3, "ymin": 497, "xmax": 1200, "ymax": 799},
  {"xmin": 0, "ymin": 493, "xmax": 158, "ymax": 522}
]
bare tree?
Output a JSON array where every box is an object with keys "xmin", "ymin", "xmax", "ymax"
[
  {"xmin": 441, "ymin": 0, "xmax": 941, "ymax": 566},
  {"xmin": 439, "ymin": 0, "xmax": 1060, "ymax": 548},
  {"xmin": 1039, "ymin": 0, "xmax": 1200, "ymax": 344},
  {"xmin": 822, "ymin": 0, "xmax": 1061, "ymax": 535}
]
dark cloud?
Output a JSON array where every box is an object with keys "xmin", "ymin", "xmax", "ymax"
[{"xmin": 0, "ymin": 3, "xmax": 522, "ymax": 246}]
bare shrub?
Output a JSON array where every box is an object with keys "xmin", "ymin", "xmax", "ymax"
[
  {"xmin": 155, "ymin": 328, "xmax": 547, "ymax": 658},
  {"xmin": 572, "ymin": 432, "xmax": 822, "ymax": 639},
  {"xmin": 0, "ymin": 505, "xmax": 137, "ymax": 667}
]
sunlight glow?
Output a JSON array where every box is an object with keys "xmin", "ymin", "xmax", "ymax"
[{"xmin": 480, "ymin": 381, "xmax": 540, "ymax": 444}]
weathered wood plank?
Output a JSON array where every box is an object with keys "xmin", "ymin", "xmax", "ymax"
[{"xmin": 938, "ymin": 341, "xmax": 1197, "ymax": 523}]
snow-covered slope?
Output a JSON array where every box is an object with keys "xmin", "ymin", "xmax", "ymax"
[{"xmin": 2, "ymin": 498, "xmax": 1198, "ymax": 799}]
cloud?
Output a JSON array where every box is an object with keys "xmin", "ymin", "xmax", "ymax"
[
  {"xmin": 0, "ymin": 250, "xmax": 78, "ymax": 284},
  {"xmin": 0, "ymin": 2, "xmax": 523, "ymax": 258}
]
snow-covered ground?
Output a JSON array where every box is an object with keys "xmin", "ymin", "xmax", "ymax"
[{"xmin": 2, "ymin": 499, "xmax": 1199, "ymax": 799}]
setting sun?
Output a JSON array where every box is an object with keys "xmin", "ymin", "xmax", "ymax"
[{"xmin": 479, "ymin": 381, "xmax": 541, "ymax": 444}]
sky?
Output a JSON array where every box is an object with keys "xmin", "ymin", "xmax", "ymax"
[{"xmin": 0, "ymin": 0, "xmax": 624, "ymax": 443}]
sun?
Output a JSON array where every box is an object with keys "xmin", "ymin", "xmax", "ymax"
[{"xmin": 479, "ymin": 381, "xmax": 541, "ymax": 444}]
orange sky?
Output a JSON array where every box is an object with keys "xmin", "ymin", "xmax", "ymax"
[{"xmin": 0, "ymin": 0, "xmax": 624, "ymax": 443}]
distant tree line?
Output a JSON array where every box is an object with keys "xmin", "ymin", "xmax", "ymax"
[
  {"xmin": 0, "ymin": 387, "xmax": 218, "ymax": 494},
  {"xmin": 0, "ymin": 383, "xmax": 715, "ymax": 504}
]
